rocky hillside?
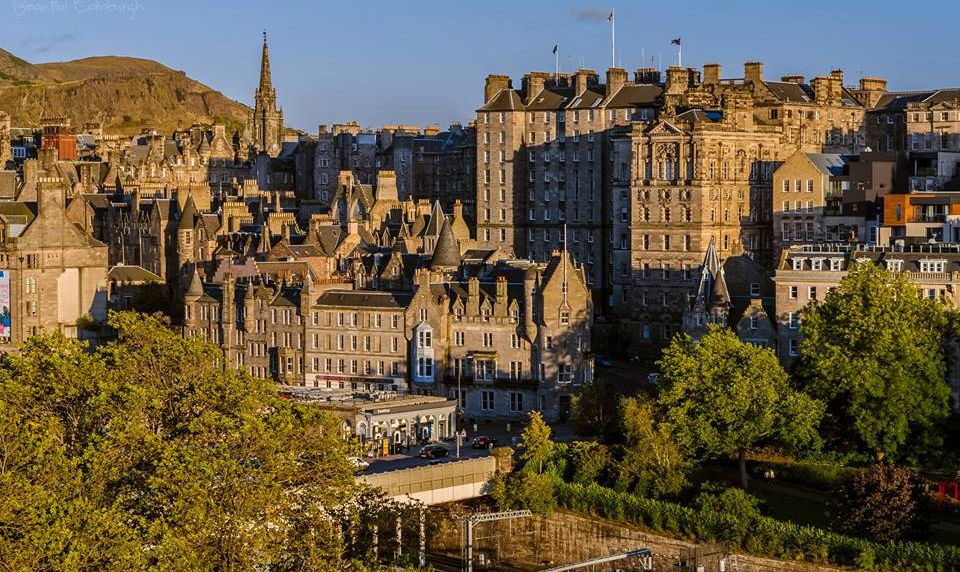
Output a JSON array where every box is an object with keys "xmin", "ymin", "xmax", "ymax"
[{"xmin": 0, "ymin": 48, "xmax": 250, "ymax": 135}]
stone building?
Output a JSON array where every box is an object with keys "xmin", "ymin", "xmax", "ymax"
[
  {"xmin": 0, "ymin": 177, "xmax": 109, "ymax": 348},
  {"xmin": 772, "ymin": 151, "xmax": 862, "ymax": 250},
  {"xmin": 180, "ymin": 244, "xmax": 592, "ymax": 421},
  {"xmin": 247, "ymin": 33, "xmax": 284, "ymax": 158}
]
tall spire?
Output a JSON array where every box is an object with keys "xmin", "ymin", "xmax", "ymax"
[{"xmin": 258, "ymin": 31, "xmax": 273, "ymax": 95}]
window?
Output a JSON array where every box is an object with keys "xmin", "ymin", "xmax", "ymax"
[
  {"xmin": 749, "ymin": 316, "xmax": 758, "ymax": 330},
  {"xmin": 510, "ymin": 361, "xmax": 523, "ymax": 380},
  {"xmin": 920, "ymin": 260, "xmax": 945, "ymax": 273},
  {"xmin": 482, "ymin": 332, "xmax": 494, "ymax": 347},
  {"xmin": 750, "ymin": 283, "xmax": 760, "ymax": 297},
  {"xmin": 510, "ymin": 392, "xmax": 523, "ymax": 413},
  {"xmin": 560, "ymin": 310, "xmax": 570, "ymax": 325},
  {"xmin": 789, "ymin": 312, "xmax": 800, "ymax": 329},
  {"xmin": 807, "ymin": 179, "xmax": 814, "ymax": 193},
  {"xmin": 808, "ymin": 286, "xmax": 817, "ymax": 300},
  {"xmin": 481, "ymin": 391, "xmax": 495, "ymax": 411},
  {"xmin": 454, "ymin": 331, "xmax": 464, "ymax": 346},
  {"xmin": 789, "ymin": 286, "xmax": 798, "ymax": 299},
  {"xmin": 830, "ymin": 258, "xmax": 842, "ymax": 271},
  {"xmin": 558, "ymin": 363, "xmax": 571, "ymax": 383},
  {"xmin": 417, "ymin": 357, "xmax": 434, "ymax": 378},
  {"xmin": 789, "ymin": 338, "xmax": 800, "ymax": 357}
]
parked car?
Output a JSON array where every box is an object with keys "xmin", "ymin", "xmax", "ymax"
[
  {"xmin": 595, "ymin": 354, "xmax": 614, "ymax": 368},
  {"xmin": 419, "ymin": 444, "xmax": 450, "ymax": 459},
  {"xmin": 646, "ymin": 372, "xmax": 661, "ymax": 386},
  {"xmin": 347, "ymin": 456, "xmax": 369, "ymax": 473},
  {"xmin": 471, "ymin": 436, "xmax": 497, "ymax": 449}
]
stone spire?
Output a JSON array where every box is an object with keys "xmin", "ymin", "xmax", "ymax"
[{"xmin": 258, "ymin": 31, "xmax": 274, "ymax": 96}]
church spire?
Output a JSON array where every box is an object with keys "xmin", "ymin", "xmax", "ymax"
[{"xmin": 258, "ymin": 31, "xmax": 273, "ymax": 95}]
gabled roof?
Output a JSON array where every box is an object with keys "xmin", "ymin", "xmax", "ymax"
[
  {"xmin": 478, "ymin": 90, "xmax": 525, "ymax": 112},
  {"xmin": 524, "ymin": 89, "xmax": 568, "ymax": 111},
  {"xmin": 805, "ymin": 153, "xmax": 848, "ymax": 177},
  {"xmin": 565, "ymin": 89, "xmax": 605, "ymax": 109},
  {"xmin": 108, "ymin": 264, "xmax": 162, "ymax": 283}
]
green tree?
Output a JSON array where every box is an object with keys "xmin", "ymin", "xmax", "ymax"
[
  {"xmin": 615, "ymin": 397, "xmax": 690, "ymax": 498},
  {"xmin": 518, "ymin": 410, "xmax": 554, "ymax": 474},
  {"xmin": 658, "ymin": 327, "xmax": 823, "ymax": 489},
  {"xmin": 797, "ymin": 263, "xmax": 952, "ymax": 462},
  {"xmin": 567, "ymin": 441, "xmax": 612, "ymax": 485},
  {"xmin": 0, "ymin": 312, "xmax": 369, "ymax": 570},
  {"xmin": 828, "ymin": 463, "xmax": 929, "ymax": 542}
]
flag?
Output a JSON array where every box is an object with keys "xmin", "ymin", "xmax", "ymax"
[
  {"xmin": 671, "ymin": 38, "xmax": 682, "ymax": 45},
  {"xmin": 553, "ymin": 44, "xmax": 558, "ymax": 54},
  {"xmin": 608, "ymin": 11, "xmax": 614, "ymax": 21}
]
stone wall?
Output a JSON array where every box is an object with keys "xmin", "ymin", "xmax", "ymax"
[{"xmin": 429, "ymin": 508, "xmax": 845, "ymax": 572}]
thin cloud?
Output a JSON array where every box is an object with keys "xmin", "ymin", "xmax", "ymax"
[
  {"xmin": 20, "ymin": 33, "xmax": 78, "ymax": 54},
  {"xmin": 570, "ymin": 5, "xmax": 611, "ymax": 22}
]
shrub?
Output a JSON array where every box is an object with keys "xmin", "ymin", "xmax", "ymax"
[{"xmin": 829, "ymin": 463, "xmax": 929, "ymax": 542}]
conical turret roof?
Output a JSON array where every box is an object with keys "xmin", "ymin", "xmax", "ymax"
[{"xmin": 430, "ymin": 216, "xmax": 461, "ymax": 269}]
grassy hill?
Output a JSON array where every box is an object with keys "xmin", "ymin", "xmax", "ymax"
[{"xmin": 0, "ymin": 49, "xmax": 250, "ymax": 136}]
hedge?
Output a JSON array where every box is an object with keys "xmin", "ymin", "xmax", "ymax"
[{"xmin": 552, "ymin": 479, "xmax": 960, "ymax": 571}]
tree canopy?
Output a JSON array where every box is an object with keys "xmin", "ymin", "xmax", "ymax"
[
  {"xmin": 797, "ymin": 263, "xmax": 953, "ymax": 461},
  {"xmin": 615, "ymin": 397, "xmax": 690, "ymax": 498},
  {"xmin": 0, "ymin": 312, "xmax": 366, "ymax": 570},
  {"xmin": 517, "ymin": 410, "xmax": 554, "ymax": 474},
  {"xmin": 657, "ymin": 327, "xmax": 823, "ymax": 488}
]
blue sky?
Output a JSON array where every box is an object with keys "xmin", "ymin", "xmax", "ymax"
[{"xmin": 5, "ymin": 0, "xmax": 959, "ymax": 132}]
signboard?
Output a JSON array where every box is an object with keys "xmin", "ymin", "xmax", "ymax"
[{"xmin": 0, "ymin": 271, "xmax": 10, "ymax": 339}]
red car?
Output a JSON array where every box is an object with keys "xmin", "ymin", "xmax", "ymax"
[{"xmin": 471, "ymin": 436, "xmax": 498, "ymax": 449}]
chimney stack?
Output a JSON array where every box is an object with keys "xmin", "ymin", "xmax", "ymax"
[
  {"xmin": 522, "ymin": 72, "xmax": 549, "ymax": 104},
  {"xmin": 635, "ymin": 67, "xmax": 661, "ymax": 85},
  {"xmin": 484, "ymin": 75, "xmax": 512, "ymax": 102},
  {"xmin": 744, "ymin": 61, "xmax": 763, "ymax": 85},
  {"xmin": 574, "ymin": 69, "xmax": 597, "ymax": 95},
  {"xmin": 703, "ymin": 63, "xmax": 721, "ymax": 84},
  {"xmin": 605, "ymin": 67, "xmax": 628, "ymax": 97}
]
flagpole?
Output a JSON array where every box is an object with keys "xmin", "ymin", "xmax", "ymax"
[
  {"xmin": 610, "ymin": 10, "xmax": 616, "ymax": 68},
  {"xmin": 555, "ymin": 43, "xmax": 559, "ymax": 81},
  {"xmin": 679, "ymin": 42, "xmax": 682, "ymax": 68}
]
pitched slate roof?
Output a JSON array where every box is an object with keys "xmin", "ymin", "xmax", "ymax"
[
  {"xmin": 479, "ymin": 90, "xmax": 525, "ymax": 112},
  {"xmin": 315, "ymin": 290, "xmax": 413, "ymax": 309},
  {"xmin": 430, "ymin": 216, "xmax": 461, "ymax": 269}
]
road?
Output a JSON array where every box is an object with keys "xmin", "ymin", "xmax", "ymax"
[{"xmin": 363, "ymin": 440, "xmax": 495, "ymax": 474}]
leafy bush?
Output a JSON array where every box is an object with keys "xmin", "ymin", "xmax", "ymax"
[
  {"xmin": 566, "ymin": 441, "xmax": 612, "ymax": 485},
  {"xmin": 829, "ymin": 464, "xmax": 929, "ymax": 542},
  {"xmin": 489, "ymin": 472, "xmax": 556, "ymax": 516}
]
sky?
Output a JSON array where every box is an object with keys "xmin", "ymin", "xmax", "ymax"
[{"xmin": 5, "ymin": 0, "xmax": 960, "ymax": 132}]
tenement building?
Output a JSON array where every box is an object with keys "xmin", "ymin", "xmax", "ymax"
[
  {"xmin": 181, "ymin": 241, "xmax": 593, "ymax": 421},
  {"xmin": 0, "ymin": 177, "xmax": 109, "ymax": 348}
]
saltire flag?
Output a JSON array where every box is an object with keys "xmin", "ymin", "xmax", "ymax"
[
  {"xmin": 608, "ymin": 11, "xmax": 614, "ymax": 21},
  {"xmin": 553, "ymin": 44, "xmax": 558, "ymax": 54},
  {"xmin": 671, "ymin": 38, "xmax": 682, "ymax": 45}
]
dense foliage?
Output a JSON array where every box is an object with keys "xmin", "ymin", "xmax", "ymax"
[
  {"xmin": 0, "ymin": 312, "xmax": 371, "ymax": 571},
  {"xmin": 828, "ymin": 464, "xmax": 929, "ymax": 542},
  {"xmin": 797, "ymin": 263, "xmax": 953, "ymax": 462},
  {"xmin": 657, "ymin": 327, "xmax": 823, "ymax": 488},
  {"xmin": 553, "ymin": 479, "xmax": 959, "ymax": 570},
  {"xmin": 614, "ymin": 397, "xmax": 690, "ymax": 497}
]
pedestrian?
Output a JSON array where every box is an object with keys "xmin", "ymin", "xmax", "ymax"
[{"xmin": 472, "ymin": 422, "xmax": 477, "ymax": 433}]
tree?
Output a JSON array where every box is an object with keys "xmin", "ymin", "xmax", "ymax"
[
  {"xmin": 798, "ymin": 263, "xmax": 952, "ymax": 462},
  {"xmin": 828, "ymin": 463, "xmax": 929, "ymax": 542},
  {"xmin": 517, "ymin": 411, "xmax": 554, "ymax": 474},
  {"xmin": 658, "ymin": 327, "xmax": 823, "ymax": 489},
  {"xmin": 615, "ymin": 397, "xmax": 690, "ymax": 498},
  {"xmin": 0, "ymin": 312, "xmax": 368, "ymax": 570},
  {"xmin": 570, "ymin": 380, "xmax": 618, "ymax": 439}
]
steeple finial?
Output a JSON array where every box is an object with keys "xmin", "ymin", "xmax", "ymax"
[{"xmin": 258, "ymin": 30, "xmax": 273, "ymax": 94}]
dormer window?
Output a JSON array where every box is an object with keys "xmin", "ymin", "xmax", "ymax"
[
  {"xmin": 886, "ymin": 259, "xmax": 903, "ymax": 272},
  {"xmin": 830, "ymin": 258, "xmax": 842, "ymax": 271},
  {"xmin": 920, "ymin": 260, "xmax": 946, "ymax": 273},
  {"xmin": 811, "ymin": 259, "xmax": 822, "ymax": 271},
  {"xmin": 792, "ymin": 258, "xmax": 804, "ymax": 270},
  {"xmin": 482, "ymin": 307, "xmax": 491, "ymax": 322}
]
